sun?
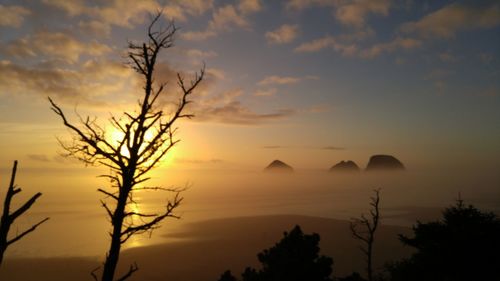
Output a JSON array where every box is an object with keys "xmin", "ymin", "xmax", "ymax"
[{"xmin": 107, "ymin": 128, "xmax": 176, "ymax": 167}]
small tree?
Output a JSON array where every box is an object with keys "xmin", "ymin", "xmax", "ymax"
[
  {"xmin": 0, "ymin": 160, "xmax": 49, "ymax": 266},
  {"xmin": 218, "ymin": 270, "xmax": 238, "ymax": 281},
  {"xmin": 219, "ymin": 225, "xmax": 334, "ymax": 281},
  {"xmin": 387, "ymin": 199, "xmax": 500, "ymax": 281},
  {"xmin": 350, "ymin": 189, "xmax": 381, "ymax": 281},
  {"xmin": 49, "ymin": 13, "xmax": 204, "ymax": 281}
]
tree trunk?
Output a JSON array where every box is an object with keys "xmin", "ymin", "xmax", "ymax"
[
  {"xmin": 101, "ymin": 183, "xmax": 128, "ymax": 281},
  {"xmin": 367, "ymin": 241, "xmax": 373, "ymax": 281}
]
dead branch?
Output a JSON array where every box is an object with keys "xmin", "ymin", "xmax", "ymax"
[
  {"xmin": 0, "ymin": 161, "xmax": 49, "ymax": 266},
  {"xmin": 350, "ymin": 188, "xmax": 381, "ymax": 281}
]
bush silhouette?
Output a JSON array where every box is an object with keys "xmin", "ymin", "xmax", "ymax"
[
  {"xmin": 219, "ymin": 225, "xmax": 333, "ymax": 281},
  {"xmin": 386, "ymin": 200, "xmax": 500, "ymax": 281}
]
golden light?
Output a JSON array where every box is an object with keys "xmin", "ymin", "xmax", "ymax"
[{"xmin": 107, "ymin": 127, "xmax": 177, "ymax": 167}]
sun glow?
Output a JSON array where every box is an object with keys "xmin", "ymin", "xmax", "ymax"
[{"xmin": 107, "ymin": 128, "xmax": 176, "ymax": 167}]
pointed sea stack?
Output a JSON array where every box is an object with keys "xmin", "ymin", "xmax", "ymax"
[
  {"xmin": 365, "ymin": 155, "xmax": 405, "ymax": 171},
  {"xmin": 264, "ymin": 160, "xmax": 294, "ymax": 173},
  {"xmin": 329, "ymin": 160, "xmax": 360, "ymax": 173}
]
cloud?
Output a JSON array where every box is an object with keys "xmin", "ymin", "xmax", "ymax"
[
  {"xmin": 43, "ymin": 0, "xmax": 214, "ymax": 27},
  {"xmin": 0, "ymin": 4, "xmax": 31, "ymax": 27},
  {"xmin": 175, "ymin": 157, "xmax": 224, "ymax": 164},
  {"xmin": 182, "ymin": 1, "xmax": 261, "ymax": 41},
  {"xmin": 335, "ymin": 0, "xmax": 391, "ymax": 27},
  {"xmin": 193, "ymin": 89, "xmax": 295, "ymax": 125},
  {"xmin": 258, "ymin": 76, "xmax": 301, "ymax": 86},
  {"xmin": 261, "ymin": 145, "xmax": 345, "ymax": 150},
  {"xmin": 295, "ymin": 35, "xmax": 420, "ymax": 58},
  {"xmin": 321, "ymin": 146, "xmax": 345, "ymax": 150},
  {"xmin": 182, "ymin": 30, "xmax": 217, "ymax": 41},
  {"xmin": 257, "ymin": 75, "xmax": 318, "ymax": 86},
  {"xmin": 286, "ymin": 0, "xmax": 391, "ymax": 28},
  {"xmin": 400, "ymin": 3, "xmax": 500, "ymax": 39},
  {"xmin": 78, "ymin": 20, "xmax": 112, "ymax": 37},
  {"xmin": 27, "ymin": 154, "xmax": 51, "ymax": 162},
  {"xmin": 210, "ymin": 5, "xmax": 249, "ymax": 30},
  {"xmin": 286, "ymin": 0, "xmax": 334, "ymax": 11},
  {"xmin": 254, "ymin": 88, "xmax": 278, "ymax": 97},
  {"xmin": 198, "ymin": 102, "xmax": 295, "ymax": 125},
  {"xmin": 265, "ymin": 24, "xmax": 300, "ymax": 44},
  {"xmin": 261, "ymin": 145, "xmax": 286, "ymax": 149},
  {"xmin": 185, "ymin": 49, "xmax": 218, "ymax": 59},
  {"xmin": 359, "ymin": 37, "xmax": 422, "ymax": 58},
  {"xmin": 206, "ymin": 68, "xmax": 226, "ymax": 80},
  {"xmin": 182, "ymin": 5, "xmax": 249, "ymax": 41},
  {"xmin": 0, "ymin": 30, "xmax": 111, "ymax": 63},
  {"xmin": 0, "ymin": 59, "xmax": 137, "ymax": 106},
  {"xmin": 239, "ymin": 0, "xmax": 262, "ymax": 14},
  {"xmin": 294, "ymin": 36, "xmax": 358, "ymax": 56}
]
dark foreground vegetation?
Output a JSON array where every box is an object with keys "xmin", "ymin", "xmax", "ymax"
[{"xmin": 218, "ymin": 200, "xmax": 500, "ymax": 281}]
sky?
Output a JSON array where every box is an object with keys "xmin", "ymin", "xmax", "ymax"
[{"xmin": 0, "ymin": 0, "xmax": 499, "ymax": 173}]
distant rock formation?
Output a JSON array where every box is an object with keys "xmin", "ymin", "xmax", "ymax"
[
  {"xmin": 329, "ymin": 160, "xmax": 360, "ymax": 172},
  {"xmin": 365, "ymin": 155, "xmax": 405, "ymax": 171},
  {"xmin": 264, "ymin": 160, "xmax": 294, "ymax": 173}
]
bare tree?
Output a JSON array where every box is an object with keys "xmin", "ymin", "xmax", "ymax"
[
  {"xmin": 349, "ymin": 189, "xmax": 381, "ymax": 281},
  {"xmin": 49, "ymin": 13, "xmax": 204, "ymax": 281},
  {"xmin": 0, "ymin": 160, "xmax": 49, "ymax": 266}
]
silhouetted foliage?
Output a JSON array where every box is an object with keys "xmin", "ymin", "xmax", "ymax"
[
  {"xmin": 218, "ymin": 270, "xmax": 238, "ymax": 281},
  {"xmin": 337, "ymin": 272, "xmax": 367, "ymax": 281},
  {"xmin": 386, "ymin": 199, "xmax": 500, "ymax": 281},
  {"xmin": 0, "ymin": 161, "xmax": 49, "ymax": 266},
  {"xmin": 49, "ymin": 12, "xmax": 204, "ymax": 281},
  {"xmin": 219, "ymin": 225, "xmax": 333, "ymax": 281},
  {"xmin": 350, "ymin": 189, "xmax": 380, "ymax": 281}
]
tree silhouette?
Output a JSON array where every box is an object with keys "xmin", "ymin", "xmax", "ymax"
[
  {"xmin": 219, "ymin": 225, "xmax": 334, "ymax": 281},
  {"xmin": 386, "ymin": 199, "xmax": 500, "ymax": 281},
  {"xmin": 49, "ymin": 13, "xmax": 204, "ymax": 281},
  {"xmin": 218, "ymin": 270, "xmax": 238, "ymax": 281},
  {"xmin": 0, "ymin": 160, "xmax": 49, "ymax": 266},
  {"xmin": 337, "ymin": 272, "xmax": 367, "ymax": 281},
  {"xmin": 349, "ymin": 189, "xmax": 381, "ymax": 281}
]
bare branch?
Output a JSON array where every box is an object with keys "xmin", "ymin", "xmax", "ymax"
[
  {"xmin": 349, "ymin": 189, "xmax": 381, "ymax": 281},
  {"xmin": 116, "ymin": 262, "xmax": 138, "ymax": 281},
  {"xmin": 0, "ymin": 161, "xmax": 49, "ymax": 266},
  {"xmin": 7, "ymin": 217, "xmax": 49, "ymax": 246}
]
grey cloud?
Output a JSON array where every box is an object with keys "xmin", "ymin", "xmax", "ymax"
[{"xmin": 27, "ymin": 154, "xmax": 51, "ymax": 162}]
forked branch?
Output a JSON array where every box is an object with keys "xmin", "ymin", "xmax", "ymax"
[{"xmin": 0, "ymin": 161, "xmax": 49, "ymax": 266}]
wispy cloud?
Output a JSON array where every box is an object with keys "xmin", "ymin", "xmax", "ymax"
[
  {"xmin": 335, "ymin": 0, "xmax": 391, "ymax": 28},
  {"xmin": 27, "ymin": 154, "xmax": 51, "ymax": 162},
  {"xmin": 182, "ymin": 1, "xmax": 261, "ymax": 41},
  {"xmin": 175, "ymin": 157, "xmax": 224, "ymax": 164},
  {"xmin": 0, "ymin": 30, "xmax": 111, "ymax": 63},
  {"xmin": 254, "ymin": 88, "xmax": 278, "ymax": 97},
  {"xmin": 258, "ymin": 75, "xmax": 318, "ymax": 86},
  {"xmin": 261, "ymin": 145, "xmax": 287, "ymax": 149},
  {"xmin": 400, "ymin": 3, "xmax": 500, "ymax": 39},
  {"xmin": 359, "ymin": 37, "xmax": 422, "ymax": 58},
  {"xmin": 265, "ymin": 24, "xmax": 300, "ymax": 44},
  {"xmin": 0, "ymin": 59, "xmax": 137, "ymax": 106},
  {"xmin": 0, "ymin": 4, "xmax": 31, "ymax": 27},
  {"xmin": 295, "ymin": 35, "xmax": 421, "ymax": 58},
  {"xmin": 192, "ymin": 89, "xmax": 296, "ymax": 125},
  {"xmin": 287, "ymin": 0, "xmax": 391, "ymax": 28},
  {"xmin": 294, "ymin": 35, "xmax": 358, "ymax": 56},
  {"xmin": 321, "ymin": 146, "xmax": 345, "ymax": 150},
  {"xmin": 43, "ymin": 0, "xmax": 214, "ymax": 26},
  {"xmin": 261, "ymin": 145, "xmax": 345, "ymax": 150}
]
